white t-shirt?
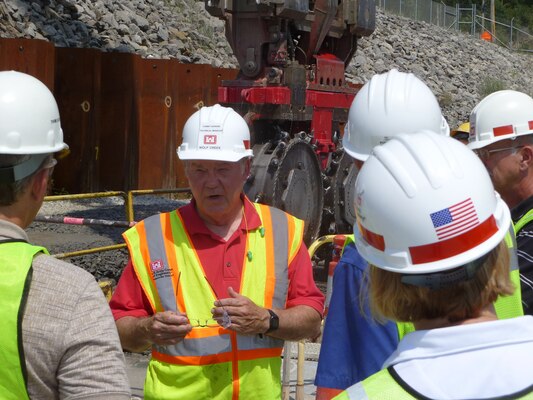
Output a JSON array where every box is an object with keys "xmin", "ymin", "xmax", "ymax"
[{"xmin": 383, "ymin": 316, "xmax": 533, "ymax": 398}]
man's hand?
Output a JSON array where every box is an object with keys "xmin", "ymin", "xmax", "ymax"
[
  {"xmin": 211, "ymin": 287, "xmax": 270, "ymax": 335},
  {"xmin": 141, "ymin": 311, "xmax": 192, "ymax": 346}
]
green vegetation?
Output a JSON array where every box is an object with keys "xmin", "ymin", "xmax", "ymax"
[
  {"xmin": 438, "ymin": 92, "xmax": 454, "ymax": 108},
  {"xmin": 443, "ymin": 0, "xmax": 533, "ymax": 32},
  {"xmin": 442, "ymin": 1, "xmax": 533, "ymax": 51},
  {"xmin": 478, "ymin": 77, "xmax": 506, "ymax": 97}
]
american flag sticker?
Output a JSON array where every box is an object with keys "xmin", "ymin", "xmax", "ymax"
[{"xmin": 430, "ymin": 198, "xmax": 479, "ymax": 241}]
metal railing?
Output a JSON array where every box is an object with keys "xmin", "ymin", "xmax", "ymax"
[
  {"xmin": 376, "ymin": 0, "xmax": 533, "ymax": 52},
  {"xmin": 40, "ymin": 188, "xmax": 191, "ymax": 259}
]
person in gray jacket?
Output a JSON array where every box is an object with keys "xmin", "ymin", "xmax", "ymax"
[{"xmin": 0, "ymin": 70, "xmax": 130, "ymax": 399}]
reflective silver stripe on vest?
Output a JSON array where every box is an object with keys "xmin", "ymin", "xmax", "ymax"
[
  {"xmin": 237, "ymin": 333, "xmax": 283, "ymax": 351},
  {"xmin": 156, "ymin": 332, "xmax": 284, "ymax": 358},
  {"xmin": 269, "ymin": 207, "xmax": 289, "ymax": 309},
  {"xmin": 507, "ymin": 224, "xmax": 519, "ymax": 272},
  {"xmin": 346, "ymin": 382, "xmax": 369, "ymax": 400},
  {"xmin": 155, "ymin": 333, "xmax": 232, "ymax": 357},
  {"xmin": 144, "ymin": 215, "xmax": 177, "ymax": 312}
]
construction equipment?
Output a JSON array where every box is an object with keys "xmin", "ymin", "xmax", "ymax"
[{"xmin": 202, "ymin": 0, "xmax": 375, "ymax": 243}]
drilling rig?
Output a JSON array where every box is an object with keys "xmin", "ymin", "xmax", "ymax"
[{"xmin": 202, "ymin": 0, "xmax": 375, "ymax": 244}]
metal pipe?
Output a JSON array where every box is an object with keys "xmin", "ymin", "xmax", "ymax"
[
  {"xmin": 53, "ymin": 243, "xmax": 128, "ymax": 259},
  {"xmin": 126, "ymin": 188, "xmax": 191, "ymax": 223},
  {"xmin": 126, "ymin": 190, "xmax": 135, "ymax": 223},
  {"xmin": 44, "ymin": 191, "xmax": 126, "ymax": 201},
  {"xmin": 295, "ymin": 341, "xmax": 305, "ymax": 400},
  {"xmin": 282, "ymin": 342, "xmax": 292, "ymax": 400},
  {"xmin": 128, "ymin": 188, "xmax": 191, "ymax": 195},
  {"xmin": 34, "ymin": 215, "xmax": 136, "ymax": 227},
  {"xmin": 307, "ymin": 234, "xmax": 335, "ymax": 259},
  {"xmin": 490, "ymin": 0, "xmax": 495, "ymax": 37}
]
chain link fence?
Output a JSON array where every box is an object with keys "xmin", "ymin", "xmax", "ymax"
[{"xmin": 376, "ymin": 0, "xmax": 533, "ymax": 53}]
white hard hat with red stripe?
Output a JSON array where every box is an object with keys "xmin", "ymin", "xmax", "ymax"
[
  {"xmin": 343, "ymin": 69, "xmax": 450, "ymax": 162},
  {"xmin": 468, "ymin": 90, "xmax": 533, "ymax": 150},
  {"xmin": 177, "ymin": 104, "xmax": 253, "ymax": 162},
  {"xmin": 353, "ymin": 130, "xmax": 510, "ymax": 275}
]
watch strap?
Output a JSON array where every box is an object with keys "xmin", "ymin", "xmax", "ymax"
[{"xmin": 265, "ymin": 309, "xmax": 279, "ymax": 333}]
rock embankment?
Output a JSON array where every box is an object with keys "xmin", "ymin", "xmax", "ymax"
[
  {"xmin": 1, "ymin": 0, "xmax": 531, "ymax": 128},
  {"xmin": 5, "ymin": 0, "xmax": 531, "ymax": 281}
]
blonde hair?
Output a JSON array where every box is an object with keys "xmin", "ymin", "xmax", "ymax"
[{"xmin": 368, "ymin": 240, "xmax": 514, "ymax": 323}]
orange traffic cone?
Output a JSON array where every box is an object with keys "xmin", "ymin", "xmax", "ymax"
[{"xmin": 481, "ymin": 31, "xmax": 493, "ymax": 42}]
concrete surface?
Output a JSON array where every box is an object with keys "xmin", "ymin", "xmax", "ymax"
[{"xmin": 125, "ymin": 341, "xmax": 321, "ymax": 399}]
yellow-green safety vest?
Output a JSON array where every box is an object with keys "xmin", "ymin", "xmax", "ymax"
[
  {"xmin": 513, "ymin": 209, "xmax": 533, "ymax": 235},
  {"xmin": 0, "ymin": 240, "xmax": 47, "ymax": 400},
  {"xmin": 334, "ymin": 367, "xmax": 533, "ymax": 399},
  {"xmin": 123, "ymin": 203, "xmax": 304, "ymax": 400},
  {"xmin": 343, "ymin": 226, "xmax": 523, "ymax": 340}
]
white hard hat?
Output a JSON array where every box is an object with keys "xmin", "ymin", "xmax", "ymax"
[
  {"xmin": 177, "ymin": 104, "xmax": 253, "ymax": 162},
  {"xmin": 0, "ymin": 71, "xmax": 67, "ymax": 155},
  {"xmin": 468, "ymin": 90, "xmax": 533, "ymax": 150},
  {"xmin": 343, "ymin": 69, "xmax": 450, "ymax": 161},
  {"xmin": 353, "ymin": 131, "xmax": 510, "ymax": 275}
]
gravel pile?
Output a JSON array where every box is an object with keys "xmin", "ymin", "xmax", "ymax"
[
  {"xmin": 0, "ymin": 0, "xmax": 234, "ymax": 67},
  {"xmin": 27, "ymin": 195, "xmax": 189, "ymax": 282},
  {"xmin": 0, "ymin": 1, "xmax": 531, "ymax": 128}
]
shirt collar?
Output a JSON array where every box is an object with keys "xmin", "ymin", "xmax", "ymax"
[
  {"xmin": 0, "ymin": 218, "xmax": 29, "ymax": 242},
  {"xmin": 511, "ymin": 195, "xmax": 533, "ymax": 223},
  {"xmin": 179, "ymin": 194, "xmax": 262, "ymax": 239},
  {"xmin": 383, "ymin": 316, "xmax": 533, "ymax": 368}
]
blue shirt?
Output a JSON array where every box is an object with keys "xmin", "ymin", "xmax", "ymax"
[{"xmin": 314, "ymin": 242, "xmax": 399, "ymax": 389}]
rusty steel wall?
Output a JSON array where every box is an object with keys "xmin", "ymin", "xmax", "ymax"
[
  {"xmin": 54, "ymin": 47, "xmax": 102, "ymax": 193},
  {"xmin": 0, "ymin": 38, "xmax": 55, "ymax": 89},
  {"xmin": 98, "ymin": 52, "xmax": 138, "ymax": 192},
  {"xmin": 136, "ymin": 59, "xmax": 176, "ymax": 191},
  {"xmin": 0, "ymin": 37, "xmax": 238, "ymax": 194}
]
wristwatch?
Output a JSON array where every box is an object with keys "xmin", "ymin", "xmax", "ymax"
[{"xmin": 265, "ymin": 309, "xmax": 279, "ymax": 333}]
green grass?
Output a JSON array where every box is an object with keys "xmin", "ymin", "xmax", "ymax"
[{"xmin": 478, "ymin": 77, "xmax": 507, "ymax": 98}]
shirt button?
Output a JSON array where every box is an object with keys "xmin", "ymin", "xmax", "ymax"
[{"xmin": 226, "ymin": 262, "xmax": 231, "ymax": 267}]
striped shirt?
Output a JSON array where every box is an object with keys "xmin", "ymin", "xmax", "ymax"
[{"xmin": 512, "ymin": 196, "xmax": 533, "ymax": 316}]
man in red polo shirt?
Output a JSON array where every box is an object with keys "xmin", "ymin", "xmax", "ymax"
[{"xmin": 110, "ymin": 104, "xmax": 324, "ymax": 400}]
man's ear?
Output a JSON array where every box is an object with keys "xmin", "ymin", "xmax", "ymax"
[
  {"xmin": 243, "ymin": 158, "xmax": 252, "ymax": 178},
  {"xmin": 30, "ymin": 169, "xmax": 49, "ymax": 201}
]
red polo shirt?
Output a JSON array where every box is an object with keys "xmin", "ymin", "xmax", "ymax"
[{"xmin": 110, "ymin": 197, "xmax": 324, "ymax": 320}]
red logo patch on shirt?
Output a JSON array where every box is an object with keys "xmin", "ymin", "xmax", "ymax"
[{"xmin": 150, "ymin": 259, "xmax": 164, "ymax": 272}]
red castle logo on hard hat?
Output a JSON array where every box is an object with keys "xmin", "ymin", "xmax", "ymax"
[{"xmin": 204, "ymin": 135, "xmax": 217, "ymax": 145}]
